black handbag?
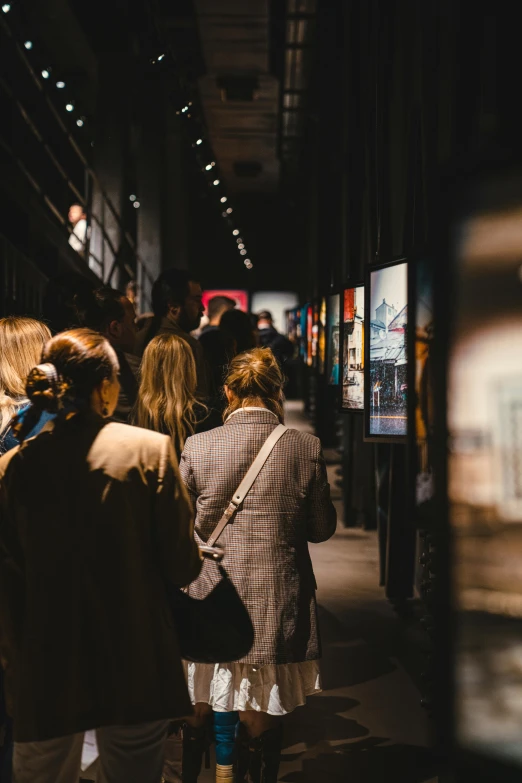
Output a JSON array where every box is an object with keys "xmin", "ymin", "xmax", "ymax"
[
  {"xmin": 168, "ymin": 564, "xmax": 254, "ymax": 664},
  {"xmin": 170, "ymin": 424, "xmax": 288, "ymax": 664}
]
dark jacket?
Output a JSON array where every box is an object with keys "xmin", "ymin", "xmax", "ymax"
[
  {"xmin": 0, "ymin": 415, "xmax": 201, "ymax": 742},
  {"xmin": 112, "ymin": 350, "xmax": 139, "ymax": 424},
  {"xmin": 258, "ymin": 326, "xmax": 294, "ymax": 365},
  {"xmin": 180, "ymin": 409, "xmax": 337, "ymax": 666}
]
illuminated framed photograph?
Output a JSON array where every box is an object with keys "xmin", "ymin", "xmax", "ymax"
[
  {"xmin": 326, "ymin": 292, "xmax": 341, "ymax": 386},
  {"xmin": 364, "ymin": 258, "xmax": 408, "ymax": 441},
  {"xmin": 340, "ymin": 282, "xmax": 365, "ymax": 413}
]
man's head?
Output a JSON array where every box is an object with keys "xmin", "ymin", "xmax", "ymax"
[
  {"xmin": 75, "ymin": 286, "xmax": 137, "ymax": 353},
  {"xmin": 207, "ymin": 295, "xmax": 235, "ymax": 326},
  {"xmin": 257, "ymin": 310, "xmax": 274, "ymax": 329},
  {"xmin": 68, "ymin": 203, "xmax": 86, "ymax": 226},
  {"xmin": 151, "ymin": 268, "xmax": 203, "ymax": 333}
]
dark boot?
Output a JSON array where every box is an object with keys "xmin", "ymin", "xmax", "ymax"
[
  {"xmin": 181, "ymin": 722, "xmax": 211, "ymax": 783},
  {"xmin": 235, "ymin": 723, "xmax": 283, "ymax": 783}
]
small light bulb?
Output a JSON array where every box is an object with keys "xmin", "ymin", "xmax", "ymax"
[
  {"xmin": 129, "ymin": 194, "xmax": 137, "ymax": 202},
  {"xmin": 76, "ymin": 118, "xmax": 84, "ymax": 127},
  {"xmin": 157, "ymin": 53, "xmax": 165, "ymax": 61},
  {"xmin": 246, "ymin": 262, "xmax": 253, "ymax": 269},
  {"xmin": 41, "ymin": 69, "xmax": 51, "ymax": 79},
  {"xmin": 181, "ymin": 106, "xmax": 188, "ymax": 113},
  {"xmin": 213, "ymin": 179, "xmax": 220, "ymax": 186},
  {"xmin": 24, "ymin": 41, "xmax": 33, "ymax": 50},
  {"xmin": 205, "ymin": 164, "xmax": 212, "ymax": 171},
  {"xmin": 2, "ymin": 4, "xmax": 11, "ymax": 13},
  {"xmin": 56, "ymin": 81, "xmax": 66, "ymax": 89},
  {"xmin": 238, "ymin": 243, "xmax": 245, "ymax": 250},
  {"xmin": 226, "ymin": 207, "xmax": 233, "ymax": 214},
  {"xmin": 240, "ymin": 249, "xmax": 247, "ymax": 256},
  {"xmin": 220, "ymin": 197, "xmax": 227, "ymax": 203},
  {"xmin": 65, "ymin": 102, "xmax": 74, "ymax": 112},
  {"xmin": 222, "ymin": 211, "xmax": 228, "ymax": 218},
  {"xmin": 232, "ymin": 229, "xmax": 239, "ymax": 236},
  {"xmin": 196, "ymin": 138, "xmax": 203, "ymax": 145},
  {"xmin": 133, "ymin": 201, "xmax": 140, "ymax": 209}
]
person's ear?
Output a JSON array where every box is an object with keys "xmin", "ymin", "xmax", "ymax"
[
  {"xmin": 107, "ymin": 319, "xmax": 122, "ymax": 340},
  {"xmin": 168, "ymin": 303, "xmax": 181, "ymax": 320},
  {"xmin": 224, "ymin": 385, "xmax": 234, "ymax": 403}
]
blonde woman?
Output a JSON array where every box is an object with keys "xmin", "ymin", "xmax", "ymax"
[
  {"xmin": 135, "ymin": 333, "xmax": 210, "ymax": 459},
  {"xmin": 0, "ymin": 316, "xmax": 51, "ymax": 455},
  {"xmin": 180, "ymin": 347, "xmax": 337, "ymax": 783}
]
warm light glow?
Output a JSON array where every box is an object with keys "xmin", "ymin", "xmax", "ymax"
[
  {"xmin": 24, "ymin": 41, "xmax": 33, "ymax": 50},
  {"xmin": 213, "ymin": 179, "xmax": 220, "ymax": 186},
  {"xmin": 133, "ymin": 201, "xmax": 140, "ymax": 209},
  {"xmin": 240, "ymin": 249, "xmax": 247, "ymax": 255},
  {"xmin": 129, "ymin": 194, "xmax": 137, "ymax": 202},
  {"xmin": 41, "ymin": 69, "xmax": 51, "ymax": 79},
  {"xmin": 226, "ymin": 207, "xmax": 233, "ymax": 214},
  {"xmin": 56, "ymin": 81, "xmax": 66, "ymax": 89},
  {"xmin": 65, "ymin": 102, "xmax": 74, "ymax": 112},
  {"xmin": 232, "ymin": 229, "xmax": 239, "ymax": 236},
  {"xmin": 181, "ymin": 106, "xmax": 188, "ymax": 113},
  {"xmin": 157, "ymin": 53, "xmax": 165, "ymax": 61},
  {"xmin": 238, "ymin": 243, "xmax": 245, "ymax": 250},
  {"xmin": 2, "ymin": 4, "xmax": 11, "ymax": 13},
  {"xmin": 205, "ymin": 164, "xmax": 212, "ymax": 171},
  {"xmin": 220, "ymin": 197, "xmax": 227, "ymax": 203},
  {"xmin": 76, "ymin": 117, "xmax": 85, "ymax": 127},
  {"xmin": 236, "ymin": 237, "xmax": 243, "ymax": 244},
  {"xmin": 196, "ymin": 138, "xmax": 203, "ymax": 145}
]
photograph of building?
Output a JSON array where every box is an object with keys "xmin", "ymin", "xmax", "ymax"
[
  {"xmin": 368, "ymin": 262, "xmax": 408, "ymax": 436},
  {"xmin": 342, "ymin": 285, "xmax": 365, "ymax": 410}
]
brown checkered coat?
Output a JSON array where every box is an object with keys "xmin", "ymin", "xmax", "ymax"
[{"xmin": 179, "ymin": 409, "xmax": 337, "ymax": 665}]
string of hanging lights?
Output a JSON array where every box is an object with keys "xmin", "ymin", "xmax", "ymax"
[
  {"xmin": 2, "ymin": 2, "xmax": 253, "ymax": 269},
  {"xmin": 172, "ymin": 91, "xmax": 254, "ymax": 270}
]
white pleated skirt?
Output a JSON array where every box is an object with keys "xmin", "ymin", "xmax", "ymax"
[{"xmin": 184, "ymin": 660, "xmax": 321, "ymax": 716}]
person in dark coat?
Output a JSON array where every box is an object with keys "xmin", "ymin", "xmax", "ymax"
[
  {"xmin": 0, "ymin": 328, "xmax": 201, "ymax": 783},
  {"xmin": 179, "ymin": 348, "xmax": 336, "ymax": 783},
  {"xmin": 135, "ymin": 269, "xmax": 210, "ymax": 400},
  {"xmin": 256, "ymin": 311, "xmax": 294, "ymax": 366},
  {"xmin": 74, "ymin": 285, "xmax": 139, "ymax": 423}
]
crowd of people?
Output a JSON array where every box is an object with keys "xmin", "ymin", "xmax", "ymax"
[{"xmin": 0, "ymin": 268, "xmax": 336, "ymax": 783}]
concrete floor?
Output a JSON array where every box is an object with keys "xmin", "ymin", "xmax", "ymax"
[{"xmin": 84, "ymin": 402, "xmax": 439, "ymax": 782}]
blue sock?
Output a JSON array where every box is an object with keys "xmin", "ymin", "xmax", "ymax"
[{"xmin": 213, "ymin": 711, "xmax": 239, "ymax": 766}]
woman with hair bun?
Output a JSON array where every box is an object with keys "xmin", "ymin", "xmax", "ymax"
[
  {"xmin": 179, "ymin": 347, "xmax": 336, "ymax": 783},
  {"xmin": 0, "ymin": 328, "xmax": 201, "ymax": 783}
]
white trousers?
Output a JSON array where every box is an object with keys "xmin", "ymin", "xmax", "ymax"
[{"xmin": 12, "ymin": 720, "xmax": 170, "ymax": 783}]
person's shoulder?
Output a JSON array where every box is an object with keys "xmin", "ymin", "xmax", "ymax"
[
  {"xmin": 283, "ymin": 428, "xmax": 321, "ymax": 453},
  {"xmin": 102, "ymin": 422, "xmax": 170, "ymax": 451},
  {"xmin": 184, "ymin": 425, "xmax": 226, "ymax": 452}
]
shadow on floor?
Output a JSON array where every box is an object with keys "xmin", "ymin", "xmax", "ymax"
[{"xmin": 281, "ymin": 743, "xmax": 438, "ymax": 783}]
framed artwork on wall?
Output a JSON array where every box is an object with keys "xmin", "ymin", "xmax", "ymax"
[
  {"xmin": 339, "ymin": 282, "xmax": 365, "ymax": 413},
  {"xmin": 364, "ymin": 258, "xmax": 408, "ymax": 441},
  {"xmin": 326, "ymin": 292, "xmax": 341, "ymax": 386}
]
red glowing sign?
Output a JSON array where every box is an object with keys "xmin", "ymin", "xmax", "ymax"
[{"xmin": 202, "ymin": 290, "xmax": 248, "ymax": 313}]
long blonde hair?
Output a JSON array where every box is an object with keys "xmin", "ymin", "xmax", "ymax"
[
  {"xmin": 0, "ymin": 316, "xmax": 52, "ymax": 432},
  {"xmin": 135, "ymin": 333, "xmax": 205, "ymax": 452},
  {"xmin": 224, "ymin": 347, "xmax": 285, "ymax": 423}
]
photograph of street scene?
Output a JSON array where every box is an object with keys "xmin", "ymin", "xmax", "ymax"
[
  {"xmin": 450, "ymin": 208, "xmax": 522, "ymax": 768},
  {"xmin": 368, "ymin": 261, "xmax": 408, "ymax": 437},
  {"xmin": 327, "ymin": 293, "xmax": 340, "ymax": 385},
  {"xmin": 341, "ymin": 285, "xmax": 364, "ymax": 410}
]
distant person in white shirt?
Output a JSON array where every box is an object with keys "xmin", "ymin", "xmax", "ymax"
[{"xmin": 68, "ymin": 203, "xmax": 87, "ymax": 255}]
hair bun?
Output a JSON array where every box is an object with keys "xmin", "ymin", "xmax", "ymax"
[{"xmin": 26, "ymin": 363, "xmax": 64, "ymax": 412}]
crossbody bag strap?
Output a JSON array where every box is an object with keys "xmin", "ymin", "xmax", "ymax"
[{"xmin": 207, "ymin": 423, "xmax": 288, "ymax": 547}]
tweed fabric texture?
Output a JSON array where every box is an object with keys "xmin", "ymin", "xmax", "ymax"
[{"xmin": 180, "ymin": 409, "xmax": 337, "ymax": 666}]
